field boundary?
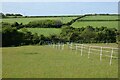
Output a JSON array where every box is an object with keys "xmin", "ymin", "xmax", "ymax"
[{"xmin": 48, "ymin": 43, "xmax": 118, "ymax": 66}]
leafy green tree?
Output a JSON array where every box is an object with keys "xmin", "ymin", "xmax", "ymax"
[
  {"xmin": 32, "ymin": 33, "xmax": 40, "ymax": 44},
  {"xmin": 81, "ymin": 26, "xmax": 96, "ymax": 43},
  {"xmin": 2, "ymin": 26, "xmax": 23, "ymax": 46}
]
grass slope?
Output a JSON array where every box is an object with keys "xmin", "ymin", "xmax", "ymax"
[{"xmin": 2, "ymin": 43, "xmax": 118, "ymax": 78}]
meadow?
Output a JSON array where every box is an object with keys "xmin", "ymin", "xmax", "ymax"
[
  {"xmin": 2, "ymin": 43, "xmax": 118, "ymax": 78},
  {"xmin": 79, "ymin": 15, "xmax": 118, "ymax": 20},
  {"xmin": 72, "ymin": 21, "xmax": 118, "ymax": 29},
  {"xmin": 2, "ymin": 15, "xmax": 119, "ymax": 30},
  {"xmin": 2, "ymin": 17, "xmax": 78, "ymax": 24},
  {"xmin": 71, "ymin": 15, "xmax": 119, "ymax": 29},
  {"xmin": 19, "ymin": 28, "xmax": 61, "ymax": 36}
]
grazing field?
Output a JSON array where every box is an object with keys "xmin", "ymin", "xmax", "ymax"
[
  {"xmin": 71, "ymin": 15, "xmax": 119, "ymax": 29},
  {"xmin": 2, "ymin": 17, "xmax": 78, "ymax": 24},
  {"xmin": 79, "ymin": 15, "xmax": 118, "ymax": 20},
  {"xmin": 2, "ymin": 43, "xmax": 118, "ymax": 78},
  {"xmin": 72, "ymin": 21, "xmax": 118, "ymax": 29},
  {"xmin": 19, "ymin": 28, "xmax": 61, "ymax": 36}
]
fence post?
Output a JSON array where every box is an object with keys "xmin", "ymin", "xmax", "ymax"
[
  {"xmin": 81, "ymin": 44, "xmax": 83, "ymax": 56},
  {"xmin": 88, "ymin": 46, "xmax": 91, "ymax": 58},
  {"xmin": 53, "ymin": 43, "xmax": 55, "ymax": 48},
  {"xmin": 109, "ymin": 48, "xmax": 114, "ymax": 65},
  {"xmin": 59, "ymin": 43, "xmax": 61, "ymax": 50},
  {"xmin": 75, "ymin": 44, "xmax": 77, "ymax": 54},
  {"xmin": 69, "ymin": 43, "xmax": 72, "ymax": 50},
  {"xmin": 100, "ymin": 47, "xmax": 103, "ymax": 62},
  {"xmin": 62, "ymin": 44, "xmax": 64, "ymax": 50}
]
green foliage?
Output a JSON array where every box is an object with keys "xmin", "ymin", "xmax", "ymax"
[
  {"xmin": 6, "ymin": 13, "xmax": 23, "ymax": 16},
  {"xmin": 60, "ymin": 26, "xmax": 117, "ymax": 43},
  {"xmin": 0, "ymin": 13, "xmax": 5, "ymax": 18},
  {"xmin": 2, "ymin": 26, "xmax": 24, "ymax": 46},
  {"xmin": 26, "ymin": 20, "xmax": 62, "ymax": 28}
]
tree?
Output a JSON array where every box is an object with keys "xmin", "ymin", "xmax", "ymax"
[
  {"xmin": 0, "ymin": 13, "xmax": 5, "ymax": 18},
  {"xmin": 32, "ymin": 33, "xmax": 40, "ymax": 44},
  {"xmin": 2, "ymin": 26, "xmax": 23, "ymax": 46},
  {"xmin": 80, "ymin": 26, "xmax": 96, "ymax": 43}
]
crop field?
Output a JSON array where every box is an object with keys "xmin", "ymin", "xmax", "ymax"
[
  {"xmin": 72, "ymin": 21, "xmax": 118, "ymax": 29},
  {"xmin": 2, "ymin": 17, "xmax": 78, "ymax": 24},
  {"xmin": 19, "ymin": 28, "xmax": 61, "ymax": 36},
  {"xmin": 2, "ymin": 43, "xmax": 118, "ymax": 78}
]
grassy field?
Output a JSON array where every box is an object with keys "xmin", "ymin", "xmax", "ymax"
[
  {"xmin": 71, "ymin": 15, "xmax": 118, "ymax": 29},
  {"xmin": 2, "ymin": 15, "xmax": 119, "ymax": 29},
  {"xmin": 72, "ymin": 21, "xmax": 118, "ymax": 29},
  {"xmin": 2, "ymin": 17, "xmax": 78, "ymax": 24},
  {"xmin": 79, "ymin": 15, "xmax": 118, "ymax": 20},
  {"xmin": 2, "ymin": 43, "xmax": 118, "ymax": 78},
  {"xmin": 19, "ymin": 28, "xmax": 61, "ymax": 36}
]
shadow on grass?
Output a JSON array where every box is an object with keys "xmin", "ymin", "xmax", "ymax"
[{"xmin": 24, "ymin": 52, "xmax": 38, "ymax": 55}]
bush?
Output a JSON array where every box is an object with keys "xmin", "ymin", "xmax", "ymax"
[{"xmin": 26, "ymin": 20, "xmax": 62, "ymax": 28}]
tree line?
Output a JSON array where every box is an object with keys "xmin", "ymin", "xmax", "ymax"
[
  {"xmin": 2, "ymin": 22, "xmax": 120, "ymax": 47},
  {"xmin": 0, "ymin": 13, "xmax": 23, "ymax": 18}
]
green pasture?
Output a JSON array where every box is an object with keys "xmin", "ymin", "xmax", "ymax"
[
  {"xmin": 2, "ymin": 43, "xmax": 118, "ymax": 78},
  {"xmin": 19, "ymin": 28, "xmax": 61, "ymax": 36},
  {"xmin": 72, "ymin": 21, "xmax": 118, "ymax": 29},
  {"xmin": 79, "ymin": 15, "xmax": 118, "ymax": 20},
  {"xmin": 2, "ymin": 17, "xmax": 77, "ymax": 24}
]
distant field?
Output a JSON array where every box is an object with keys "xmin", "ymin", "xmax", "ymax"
[
  {"xmin": 71, "ymin": 15, "xmax": 119, "ymax": 29},
  {"xmin": 2, "ymin": 43, "xmax": 118, "ymax": 78},
  {"xmin": 2, "ymin": 17, "xmax": 78, "ymax": 24},
  {"xmin": 2, "ymin": 15, "xmax": 119, "ymax": 29},
  {"xmin": 72, "ymin": 21, "xmax": 118, "ymax": 29},
  {"xmin": 79, "ymin": 15, "xmax": 118, "ymax": 20},
  {"xmin": 19, "ymin": 28, "xmax": 61, "ymax": 36}
]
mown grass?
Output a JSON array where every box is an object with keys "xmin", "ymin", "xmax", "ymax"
[
  {"xmin": 72, "ymin": 21, "xmax": 118, "ymax": 29},
  {"xmin": 19, "ymin": 28, "xmax": 61, "ymax": 36},
  {"xmin": 2, "ymin": 17, "xmax": 77, "ymax": 24},
  {"xmin": 2, "ymin": 43, "xmax": 118, "ymax": 78}
]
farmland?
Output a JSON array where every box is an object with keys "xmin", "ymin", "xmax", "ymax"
[
  {"xmin": 2, "ymin": 15, "xmax": 119, "ymax": 29},
  {"xmin": 72, "ymin": 21, "xmax": 118, "ymax": 28},
  {"xmin": 2, "ymin": 43, "xmax": 118, "ymax": 78},
  {"xmin": 78, "ymin": 15, "xmax": 118, "ymax": 20},
  {"xmin": 71, "ymin": 15, "xmax": 119, "ymax": 29},
  {"xmin": 2, "ymin": 17, "xmax": 78, "ymax": 24},
  {"xmin": 2, "ymin": 14, "xmax": 119, "ymax": 78},
  {"xmin": 19, "ymin": 28, "xmax": 61, "ymax": 36}
]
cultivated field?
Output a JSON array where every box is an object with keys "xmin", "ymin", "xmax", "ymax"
[{"xmin": 2, "ymin": 43, "xmax": 118, "ymax": 78}]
